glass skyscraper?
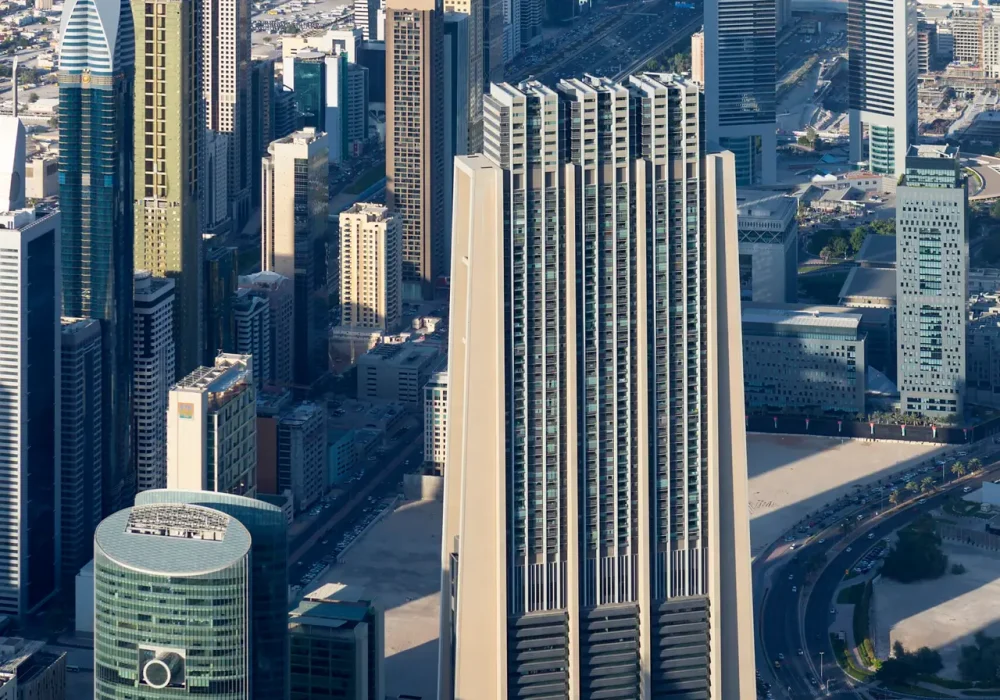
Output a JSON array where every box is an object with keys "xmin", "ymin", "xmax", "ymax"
[
  {"xmin": 94, "ymin": 503, "xmax": 252, "ymax": 698},
  {"xmin": 58, "ymin": 0, "xmax": 136, "ymax": 516},
  {"xmin": 441, "ymin": 74, "xmax": 756, "ymax": 698},
  {"xmin": 135, "ymin": 489, "xmax": 289, "ymax": 699}
]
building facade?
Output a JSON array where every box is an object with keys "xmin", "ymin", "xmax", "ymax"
[
  {"xmin": 0, "ymin": 206, "xmax": 60, "ymax": 618},
  {"xmin": 134, "ymin": 489, "xmax": 288, "ymax": 700},
  {"xmin": 339, "ymin": 203, "xmax": 401, "ymax": 332},
  {"xmin": 357, "ymin": 343, "xmax": 440, "ymax": 405},
  {"xmin": 423, "ymin": 372, "xmax": 447, "ymax": 474},
  {"xmin": 232, "ymin": 291, "xmax": 272, "ymax": 386},
  {"xmin": 704, "ymin": 0, "xmax": 776, "ymax": 184},
  {"xmin": 60, "ymin": 317, "xmax": 103, "ymax": 589},
  {"xmin": 262, "ymin": 128, "xmax": 330, "ymax": 387},
  {"xmin": 442, "ymin": 0, "xmax": 483, "ymax": 152},
  {"xmin": 167, "ymin": 354, "xmax": 257, "ymax": 497},
  {"xmin": 443, "ymin": 12, "xmax": 470, "ymax": 245},
  {"xmin": 203, "ymin": 243, "xmax": 238, "ymax": 365},
  {"xmin": 441, "ymin": 75, "xmax": 756, "ymax": 698},
  {"xmin": 132, "ymin": 0, "xmax": 202, "ymax": 377},
  {"xmin": 94, "ymin": 503, "xmax": 251, "ymax": 699},
  {"xmin": 133, "ymin": 272, "xmax": 175, "ymax": 492},
  {"xmin": 386, "ymin": 0, "xmax": 445, "ymax": 299},
  {"xmin": 742, "ymin": 307, "xmax": 866, "ymax": 413},
  {"xmin": 276, "ymin": 403, "xmax": 327, "ymax": 513},
  {"xmin": 736, "ymin": 189, "xmax": 798, "ymax": 303},
  {"xmin": 58, "ymin": 0, "xmax": 136, "ymax": 516},
  {"xmin": 691, "ymin": 29, "xmax": 705, "ymax": 83},
  {"xmin": 250, "ymin": 59, "xmax": 276, "ymax": 210},
  {"xmin": 238, "ymin": 271, "xmax": 295, "ymax": 386},
  {"xmin": 848, "ymin": 0, "xmax": 918, "ymax": 177},
  {"xmin": 897, "ymin": 144, "xmax": 968, "ymax": 418}
]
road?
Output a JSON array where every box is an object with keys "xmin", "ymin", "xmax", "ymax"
[{"xmin": 758, "ymin": 444, "xmax": 1000, "ymax": 698}]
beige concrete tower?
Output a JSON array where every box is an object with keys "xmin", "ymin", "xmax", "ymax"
[
  {"xmin": 339, "ymin": 202, "xmax": 402, "ymax": 331},
  {"xmin": 386, "ymin": 0, "xmax": 445, "ymax": 300},
  {"xmin": 440, "ymin": 75, "xmax": 755, "ymax": 700},
  {"xmin": 133, "ymin": 0, "xmax": 202, "ymax": 377}
]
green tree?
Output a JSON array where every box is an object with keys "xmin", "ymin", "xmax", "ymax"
[
  {"xmin": 951, "ymin": 461, "xmax": 967, "ymax": 480},
  {"xmin": 798, "ymin": 134, "xmax": 812, "ymax": 147},
  {"xmin": 881, "ymin": 515, "xmax": 949, "ymax": 583},
  {"xmin": 831, "ymin": 236, "xmax": 849, "ymax": 258},
  {"xmin": 870, "ymin": 219, "xmax": 896, "ymax": 235},
  {"xmin": 905, "ymin": 480, "xmax": 919, "ymax": 494},
  {"xmin": 991, "ymin": 200, "xmax": 1000, "ymax": 220},
  {"xmin": 921, "ymin": 475, "xmax": 935, "ymax": 492},
  {"xmin": 889, "ymin": 490, "xmax": 900, "ymax": 506},
  {"xmin": 819, "ymin": 246, "xmax": 833, "ymax": 262},
  {"xmin": 969, "ymin": 457, "xmax": 982, "ymax": 472},
  {"xmin": 27, "ymin": 92, "xmax": 38, "ymax": 104},
  {"xmin": 959, "ymin": 632, "xmax": 1000, "ymax": 682},
  {"xmin": 850, "ymin": 226, "xmax": 868, "ymax": 254}
]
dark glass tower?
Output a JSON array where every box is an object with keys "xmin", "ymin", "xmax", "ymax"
[{"xmin": 58, "ymin": 0, "xmax": 136, "ymax": 516}]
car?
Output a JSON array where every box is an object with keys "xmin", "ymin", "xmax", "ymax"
[
  {"xmin": 857, "ymin": 514, "xmax": 864, "ymax": 521},
  {"xmin": 797, "ymin": 648, "xmax": 804, "ymax": 656},
  {"xmin": 918, "ymin": 499, "xmax": 927, "ymax": 505},
  {"xmin": 788, "ymin": 543, "xmax": 797, "ymax": 550},
  {"xmin": 791, "ymin": 586, "xmax": 797, "ymax": 593},
  {"xmin": 818, "ymin": 538, "xmax": 825, "ymax": 544},
  {"xmin": 778, "ymin": 653, "xmax": 785, "ymax": 660},
  {"xmin": 868, "ymin": 532, "xmax": 875, "ymax": 539},
  {"xmin": 830, "ymin": 607, "xmax": 836, "ymax": 614},
  {"xmin": 846, "ymin": 547, "xmax": 852, "ymax": 553},
  {"xmin": 964, "ymin": 486, "xmax": 973, "ymax": 493},
  {"xmin": 788, "ymin": 574, "xmax": 794, "ymax": 580}
]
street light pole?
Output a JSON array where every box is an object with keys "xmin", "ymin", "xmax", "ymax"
[{"xmin": 819, "ymin": 651, "xmax": 825, "ymax": 691}]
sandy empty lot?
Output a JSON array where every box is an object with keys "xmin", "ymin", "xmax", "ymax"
[
  {"xmin": 747, "ymin": 434, "xmax": 945, "ymax": 556},
  {"xmin": 872, "ymin": 542, "xmax": 1000, "ymax": 678}
]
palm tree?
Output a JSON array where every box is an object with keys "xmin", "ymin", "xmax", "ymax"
[
  {"xmin": 921, "ymin": 476, "xmax": 935, "ymax": 493},
  {"xmin": 969, "ymin": 458, "xmax": 982, "ymax": 473},
  {"xmin": 951, "ymin": 462, "xmax": 967, "ymax": 480},
  {"xmin": 905, "ymin": 481, "xmax": 919, "ymax": 494},
  {"xmin": 889, "ymin": 490, "xmax": 900, "ymax": 506}
]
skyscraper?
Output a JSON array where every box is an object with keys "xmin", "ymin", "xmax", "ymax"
[
  {"xmin": 443, "ymin": 12, "xmax": 471, "ymax": 243},
  {"xmin": 134, "ymin": 489, "xmax": 289, "ymax": 699},
  {"xmin": 386, "ymin": 0, "xmax": 445, "ymax": 300},
  {"xmin": 441, "ymin": 75, "xmax": 755, "ymax": 698},
  {"xmin": 133, "ymin": 271, "xmax": 175, "ymax": 492},
  {"xmin": 58, "ymin": 0, "xmax": 136, "ymax": 516},
  {"xmin": 202, "ymin": 0, "xmax": 252, "ymax": 233},
  {"xmin": 339, "ymin": 203, "xmax": 402, "ymax": 331},
  {"xmin": 238, "ymin": 271, "xmax": 295, "ymax": 386},
  {"xmin": 897, "ymin": 144, "xmax": 968, "ymax": 419},
  {"xmin": 483, "ymin": 0, "xmax": 504, "ymax": 84},
  {"xmin": 203, "ymin": 241, "xmax": 238, "ymax": 365},
  {"xmin": 261, "ymin": 128, "xmax": 330, "ymax": 387},
  {"xmin": 704, "ymin": 0, "xmax": 777, "ymax": 184},
  {"xmin": 94, "ymin": 503, "xmax": 252, "ymax": 697},
  {"xmin": 0, "ymin": 165, "xmax": 60, "ymax": 617},
  {"xmin": 232, "ymin": 290, "xmax": 272, "ymax": 385},
  {"xmin": 132, "ymin": 0, "xmax": 202, "ymax": 377},
  {"xmin": 848, "ymin": 0, "xmax": 918, "ymax": 177},
  {"xmin": 167, "ymin": 354, "xmax": 257, "ymax": 497},
  {"xmin": 60, "ymin": 317, "xmax": 103, "ymax": 587},
  {"xmin": 250, "ymin": 58, "xmax": 276, "ymax": 210},
  {"xmin": 443, "ymin": 0, "xmax": 483, "ymax": 151},
  {"xmin": 354, "ymin": 0, "xmax": 380, "ymax": 40}
]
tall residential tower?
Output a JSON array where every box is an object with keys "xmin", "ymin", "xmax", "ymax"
[
  {"xmin": 58, "ymin": 0, "xmax": 136, "ymax": 515},
  {"xmin": 441, "ymin": 75, "xmax": 756, "ymax": 698},
  {"xmin": 132, "ymin": 0, "xmax": 202, "ymax": 377}
]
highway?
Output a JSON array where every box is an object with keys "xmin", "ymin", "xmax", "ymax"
[{"xmin": 758, "ymin": 444, "xmax": 1000, "ymax": 698}]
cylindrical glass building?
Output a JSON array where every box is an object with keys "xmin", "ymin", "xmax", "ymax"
[{"xmin": 94, "ymin": 503, "xmax": 252, "ymax": 699}]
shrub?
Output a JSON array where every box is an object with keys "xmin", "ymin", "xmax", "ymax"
[{"xmin": 952, "ymin": 563, "xmax": 967, "ymax": 575}]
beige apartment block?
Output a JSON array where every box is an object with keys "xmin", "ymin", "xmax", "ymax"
[{"xmin": 339, "ymin": 203, "xmax": 402, "ymax": 332}]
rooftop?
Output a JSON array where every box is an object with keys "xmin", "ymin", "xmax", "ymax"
[
  {"xmin": 309, "ymin": 499, "xmax": 441, "ymax": 700},
  {"xmin": 360, "ymin": 342, "xmax": 440, "ymax": 367},
  {"xmin": 173, "ymin": 354, "xmax": 252, "ymax": 400},
  {"xmin": 95, "ymin": 504, "xmax": 252, "ymax": 576},
  {"xmin": 239, "ymin": 270, "xmax": 291, "ymax": 290},
  {"xmin": 855, "ymin": 235, "xmax": 897, "ymax": 268},
  {"xmin": 341, "ymin": 202, "xmax": 393, "ymax": 222},
  {"xmin": 839, "ymin": 266, "xmax": 897, "ymax": 302},
  {"xmin": 907, "ymin": 143, "xmax": 959, "ymax": 159},
  {"xmin": 742, "ymin": 307, "xmax": 862, "ymax": 333}
]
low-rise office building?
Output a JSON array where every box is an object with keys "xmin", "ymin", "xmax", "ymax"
[
  {"xmin": 356, "ymin": 343, "xmax": 441, "ymax": 405},
  {"xmin": 737, "ymin": 189, "xmax": 798, "ymax": 303},
  {"xmin": 742, "ymin": 306, "xmax": 867, "ymax": 413}
]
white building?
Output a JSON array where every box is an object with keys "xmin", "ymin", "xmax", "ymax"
[
  {"xmin": 239, "ymin": 271, "xmax": 295, "ymax": 387},
  {"xmin": 232, "ymin": 289, "xmax": 272, "ymax": 386},
  {"xmin": 423, "ymin": 371, "xmax": 447, "ymax": 474},
  {"xmin": 848, "ymin": 0, "xmax": 918, "ymax": 177},
  {"xmin": 736, "ymin": 189, "xmax": 798, "ymax": 303},
  {"xmin": 339, "ymin": 203, "xmax": 401, "ymax": 332},
  {"xmin": 167, "ymin": 354, "xmax": 257, "ymax": 497},
  {"xmin": 0, "ymin": 114, "xmax": 60, "ymax": 616},
  {"xmin": 133, "ymin": 271, "xmax": 175, "ymax": 492}
]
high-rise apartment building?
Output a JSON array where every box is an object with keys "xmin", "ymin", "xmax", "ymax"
[
  {"xmin": 918, "ymin": 20, "xmax": 937, "ymax": 74},
  {"xmin": 134, "ymin": 489, "xmax": 289, "ymax": 699},
  {"xmin": 704, "ymin": 0, "xmax": 777, "ymax": 184},
  {"xmin": 952, "ymin": 7, "xmax": 986, "ymax": 65},
  {"xmin": 502, "ymin": 0, "xmax": 520, "ymax": 65},
  {"xmin": 133, "ymin": 271, "xmax": 176, "ymax": 492},
  {"xmin": 691, "ymin": 29, "xmax": 705, "ymax": 83},
  {"xmin": 339, "ymin": 203, "xmax": 402, "ymax": 332},
  {"xmin": 848, "ymin": 0, "xmax": 918, "ymax": 177},
  {"xmin": 132, "ymin": 0, "xmax": 202, "ymax": 377},
  {"xmin": 202, "ymin": 0, "xmax": 252, "ymax": 233},
  {"xmin": 443, "ymin": 12, "xmax": 470, "ymax": 244},
  {"xmin": 60, "ymin": 317, "xmax": 103, "ymax": 588},
  {"xmin": 167, "ymin": 354, "xmax": 257, "ymax": 497},
  {"xmin": 423, "ymin": 371, "xmax": 447, "ymax": 474},
  {"xmin": 443, "ymin": 0, "xmax": 483, "ymax": 151},
  {"xmin": 484, "ymin": 0, "xmax": 504, "ymax": 83},
  {"xmin": 262, "ymin": 128, "xmax": 330, "ymax": 387},
  {"xmin": 354, "ymin": 0, "xmax": 380, "ymax": 40},
  {"xmin": 58, "ymin": 0, "xmax": 136, "ymax": 516},
  {"xmin": 94, "ymin": 503, "xmax": 252, "ymax": 698},
  {"xmin": 520, "ymin": 0, "xmax": 541, "ymax": 46},
  {"xmin": 289, "ymin": 585, "xmax": 385, "ymax": 700},
  {"xmin": 897, "ymin": 144, "xmax": 968, "ymax": 419},
  {"xmin": 232, "ymin": 290, "xmax": 272, "ymax": 385},
  {"xmin": 239, "ymin": 271, "xmax": 295, "ymax": 386},
  {"xmin": 441, "ymin": 75, "xmax": 755, "ymax": 698},
  {"xmin": 0, "ymin": 194, "xmax": 60, "ymax": 618},
  {"xmin": 386, "ymin": 0, "xmax": 445, "ymax": 300}
]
